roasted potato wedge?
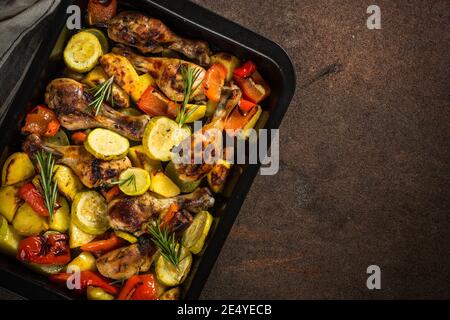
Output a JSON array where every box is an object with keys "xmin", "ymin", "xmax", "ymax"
[
  {"xmin": 0, "ymin": 186, "xmax": 21, "ymax": 222},
  {"xmin": 12, "ymin": 203, "xmax": 49, "ymax": 236},
  {"xmin": 1, "ymin": 152, "xmax": 35, "ymax": 186},
  {"xmin": 49, "ymin": 197, "xmax": 70, "ymax": 233},
  {"xmin": 53, "ymin": 165, "xmax": 84, "ymax": 202},
  {"xmin": 150, "ymin": 171, "xmax": 181, "ymax": 198}
]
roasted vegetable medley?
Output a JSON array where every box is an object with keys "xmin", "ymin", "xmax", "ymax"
[{"xmin": 0, "ymin": 0, "xmax": 271, "ymax": 300}]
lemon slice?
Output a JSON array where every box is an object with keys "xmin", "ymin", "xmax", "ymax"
[
  {"xmin": 83, "ymin": 28, "xmax": 109, "ymax": 54},
  {"xmin": 64, "ymin": 31, "xmax": 102, "ymax": 73},
  {"xmin": 156, "ymin": 246, "xmax": 192, "ymax": 287},
  {"xmin": 116, "ymin": 167, "xmax": 151, "ymax": 196},
  {"xmin": 182, "ymin": 211, "xmax": 213, "ymax": 254},
  {"xmin": 72, "ymin": 191, "xmax": 108, "ymax": 235},
  {"xmin": 84, "ymin": 128, "xmax": 130, "ymax": 160},
  {"xmin": 142, "ymin": 117, "xmax": 191, "ymax": 161}
]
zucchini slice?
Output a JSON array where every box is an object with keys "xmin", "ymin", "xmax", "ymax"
[
  {"xmin": 182, "ymin": 211, "xmax": 213, "ymax": 254},
  {"xmin": 156, "ymin": 246, "xmax": 192, "ymax": 286},
  {"xmin": 83, "ymin": 28, "xmax": 109, "ymax": 54},
  {"xmin": 64, "ymin": 31, "xmax": 102, "ymax": 73},
  {"xmin": 142, "ymin": 117, "xmax": 190, "ymax": 161},
  {"xmin": 116, "ymin": 167, "xmax": 151, "ymax": 196},
  {"xmin": 84, "ymin": 128, "xmax": 130, "ymax": 160},
  {"xmin": 72, "ymin": 191, "xmax": 108, "ymax": 235}
]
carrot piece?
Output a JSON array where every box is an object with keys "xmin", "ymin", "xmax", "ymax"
[
  {"xmin": 203, "ymin": 63, "xmax": 227, "ymax": 103},
  {"xmin": 102, "ymin": 186, "xmax": 121, "ymax": 202},
  {"xmin": 80, "ymin": 234, "xmax": 125, "ymax": 253},
  {"xmin": 71, "ymin": 131, "xmax": 87, "ymax": 145}
]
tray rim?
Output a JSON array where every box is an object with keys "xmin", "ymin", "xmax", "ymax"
[{"xmin": 0, "ymin": 0, "xmax": 296, "ymax": 300}]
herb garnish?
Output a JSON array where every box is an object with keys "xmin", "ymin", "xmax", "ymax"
[
  {"xmin": 147, "ymin": 220, "xmax": 181, "ymax": 267},
  {"xmin": 111, "ymin": 173, "xmax": 137, "ymax": 192},
  {"xmin": 89, "ymin": 76, "xmax": 115, "ymax": 116},
  {"xmin": 176, "ymin": 64, "xmax": 202, "ymax": 127},
  {"xmin": 35, "ymin": 150, "xmax": 58, "ymax": 219}
]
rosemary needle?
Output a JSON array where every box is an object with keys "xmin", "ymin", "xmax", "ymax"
[
  {"xmin": 110, "ymin": 173, "xmax": 137, "ymax": 192},
  {"xmin": 89, "ymin": 76, "xmax": 115, "ymax": 116},
  {"xmin": 177, "ymin": 64, "xmax": 202, "ymax": 127},
  {"xmin": 148, "ymin": 221, "xmax": 181, "ymax": 267},
  {"xmin": 35, "ymin": 150, "xmax": 58, "ymax": 219}
]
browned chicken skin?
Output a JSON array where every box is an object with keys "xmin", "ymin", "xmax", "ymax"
[
  {"xmin": 22, "ymin": 134, "xmax": 131, "ymax": 188},
  {"xmin": 45, "ymin": 78, "xmax": 150, "ymax": 141},
  {"xmin": 108, "ymin": 187, "xmax": 215, "ymax": 234},
  {"xmin": 173, "ymin": 86, "xmax": 241, "ymax": 182},
  {"xmin": 109, "ymin": 46, "xmax": 205, "ymax": 102},
  {"xmin": 96, "ymin": 236, "xmax": 156, "ymax": 280},
  {"xmin": 108, "ymin": 11, "xmax": 211, "ymax": 66}
]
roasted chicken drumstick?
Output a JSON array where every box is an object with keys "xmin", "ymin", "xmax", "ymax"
[
  {"xmin": 108, "ymin": 11, "xmax": 211, "ymax": 66},
  {"xmin": 106, "ymin": 47, "xmax": 206, "ymax": 102},
  {"xmin": 22, "ymin": 134, "xmax": 131, "ymax": 188},
  {"xmin": 45, "ymin": 78, "xmax": 150, "ymax": 141},
  {"xmin": 96, "ymin": 236, "xmax": 156, "ymax": 280},
  {"xmin": 108, "ymin": 187, "xmax": 215, "ymax": 234}
]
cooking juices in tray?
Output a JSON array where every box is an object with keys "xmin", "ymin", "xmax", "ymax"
[{"xmin": 0, "ymin": 0, "xmax": 295, "ymax": 299}]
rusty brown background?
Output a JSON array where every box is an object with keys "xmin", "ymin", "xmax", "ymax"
[{"xmin": 1, "ymin": 0, "xmax": 449, "ymax": 299}]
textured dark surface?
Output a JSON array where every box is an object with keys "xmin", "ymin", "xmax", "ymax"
[{"xmin": 1, "ymin": 0, "xmax": 450, "ymax": 299}]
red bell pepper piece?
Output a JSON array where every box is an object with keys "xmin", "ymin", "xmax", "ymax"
[
  {"xmin": 80, "ymin": 234, "xmax": 125, "ymax": 253},
  {"xmin": 233, "ymin": 61, "xmax": 257, "ymax": 78},
  {"xmin": 17, "ymin": 233, "xmax": 70, "ymax": 265},
  {"xmin": 49, "ymin": 270, "xmax": 119, "ymax": 295},
  {"xmin": 233, "ymin": 71, "xmax": 271, "ymax": 104},
  {"xmin": 117, "ymin": 274, "xmax": 157, "ymax": 300},
  {"xmin": 21, "ymin": 105, "xmax": 60, "ymax": 137},
  {"xmin": 238, "ymin": 98, "xmax": 257, "ymax": 113},
  {"xmin": 18, "ymin": 182, "xmax": 49, "ymax": 217},
  {"xmin": 138, "ymin": 86, "xmax": 178, "ymax": 119}
]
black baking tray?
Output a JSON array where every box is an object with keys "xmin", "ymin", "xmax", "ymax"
[{"xmin": 0, "ymin": 0, "xmax": 295, "ymax": 300}]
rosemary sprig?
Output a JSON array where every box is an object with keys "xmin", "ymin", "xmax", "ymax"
[
  {"xmin": 176, "ymin": 64, "xmax": 202, "ymax": 127},
  {"xmin": 35, "ymin": 150, "xmax": 58, "ymax": 220},
  {"xmin": 88, "ymin": 76, "xmax": 115, "ymax": 116},
  {"xmin": 110, "ymin": 174, "xmax": 137, "ymax": 192},
  {"xmin": 147, "ymin": 221, "xmax": 181, "ymax": 267}
]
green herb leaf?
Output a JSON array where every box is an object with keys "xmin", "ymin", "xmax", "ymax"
[
  {"xmin": 110, "ymin": 173, "xmax": 137, "ymax": 192},
  {"xmin": 35, "ymin": 150, "xmax": 58, "ymax": 220},
  {"xmin": 177, "ymin": 64, "xmax": 202, "ymax": 127},
  {"xmin": 88, "ymin": 76, "xmax": 115, "ymax": 116},
  {"xmin": 147, "ymin": 220, "xmax": 181, "ymax": 267}
]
